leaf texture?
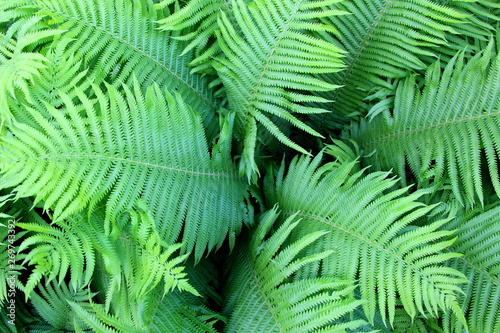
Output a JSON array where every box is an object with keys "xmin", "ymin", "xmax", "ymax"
[
  {"xmin": 0, "ymin": 81, "xmax": 248, "ymax": 260},
  {"xmin": 349, "ymin": 44, "xmax": 500, "ymax": 206},
  {"xmin": 213, "ymin": 0, "xmax": 346, "ymax": 179},
  {"xmin": 267, "ymin": 149, "xmax": 467, "ymax": 326},
  {"xmin": 441, "ymin": 204, "xmax": 500, "ymax": 333},
  {"xmin": 308, "ymin": 0, "xmax": 469, "ymax": 127},
  {"xmin": 223, "ymin": 208, "xmax": 365, "ymax": 332},
  {"xmin": 3, "ymin": 0, "xmax": 221, "ymax": 139}
]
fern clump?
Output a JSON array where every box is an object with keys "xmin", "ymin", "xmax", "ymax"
[{"xmin": 0, "ymin": 0, "xmax": 499, "ymax": 332}]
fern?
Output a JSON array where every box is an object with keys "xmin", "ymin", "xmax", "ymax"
[
  {"xmin": 16, "ymin": 217, "xmax": 96, "ymax": 300},
  {"xmin": 1, "ymin": 0, "xmax": 499, "ymax": 331},
  {"xmin": 349, "ymin": 43, "xmax": 500, "ymax": 206},
  {"xmin": 0, "ymin": 80, "xmax": 248, "ymax": 259},
  {"xmin": 441, "ymin": 204, "xmax": 500, "ymax": 333},
  {"xmin": 3, "ymin": 0, "xmax": 222, "ymax": 139},
  {"xmin": 0, "ymin": 35, "xmax": 50, "ymax": 123},
  {"xmin": 307, "ymin": 0, "xmax": 469, "ymax": 127},
  {"xmin": 213, "ymin": 0, "xmax": 346, "ymax": 179},
  {"xmin": 29, "ymin": 282, "xmax": 96, "ymax": 332},
  {"xmin": 223, "ymin": 207, "xmax": 366, "ymax": 332},
  {"xmin": 155, "ymin": 0, "xmax": 230, "ymax": 63},
  {"xmin": 266, "ymin": 148, "xmax": 467, "ymax": 326}
]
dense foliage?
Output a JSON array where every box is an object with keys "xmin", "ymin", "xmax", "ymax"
[{"xmin": 0, "ymin": 0, "xmax": 499, "ymax": 332}]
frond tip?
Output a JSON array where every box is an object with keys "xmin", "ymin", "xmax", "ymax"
[{"xmin": 213, "ymin": 0, "xmax": 346, "ymax": 180}]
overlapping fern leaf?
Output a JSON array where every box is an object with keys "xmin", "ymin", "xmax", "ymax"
[
  {"xmin": 266, "ymin": 147, "xmax": 467, "ymax": 326},
  {"xmin": 28, "ymin": 281, "xmax": 97, "ymax": 331},
  {"xmin": 307, "ymin": 0, "xmax": 469, "ymax": 128},
  {"xmin": 0, "ymin": 80, "xmax": 248, "ymax": 260},
  {"xmin": 428, "ymin": 0, "xmax": 500, "ymax": 60},
  {"xmin": 67, "ymin": 285, "xmax": 223, "ymax": 333},
  {"xmin": 2, "ymin": 0, "xmax": 221, "ymax": 139},
  {"xmin": 349, "ymin": 43, "xmax": 500, "ymax": 206},
  {"xmin": 14, "ymin": 203, "xmax": 213, "ymax": 332},
  {"xmin": 4, "ymin": 39, "xmax": 92, "ymax": 125},
  {"xmin": 155, "ymin": 0, "xmax": 231, "ymax": 68},
  {"xmin": 0, "ymin": 18, "xmax": 61, "ymax": 123},
  {"xmin": 440, "ymin": 204, "xmax": 500, "ymax": 333},
  {"xmin": 16, "ymin": 215, "xmax": 96, "ymax": 300},
  {"xmin": 212, "ymin": 0, "xmax": 346, "ymax": 180},
  {"xmin": 223, "ymin": 207, "xmax": 366, "ymax": 332}
]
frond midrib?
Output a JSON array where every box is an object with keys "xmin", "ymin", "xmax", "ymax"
[
  {"xmin": 333, "ymin": 0, "xmax": 394, "ymax": 91},
  {"xmin": 13, "ymin": 154, "xmax": 239, "ymax": 178},
  {"xmin": 38, "ymin": 5, "xmax": 218, "ymax": 110},
  {"xmin": 286, "ymin": 211, "xmax": 448, "ymax": 294},
  {"xmin": 363, "ymin": 110, "xmax": 500, "ymax": 149},
  {"xmin": 243, "ymin": 1, "xmax": 302, "ymax": 118},
  {"xmin": 446, "ymin": 248, "xmax": 500, "ymax": 286},
  {"xmin": 244, "ymin": 260, "xmax": 284, "ymax": 333}
]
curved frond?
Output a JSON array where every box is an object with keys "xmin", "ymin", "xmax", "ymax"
[
  {"xmin": 349, "ymin": 44, "xmax": 500, "ymax": 206},
  {"xmin": 213, "ymin": 0, "xmax": 346, "ymax": 179},
  {"xmin": 267, "ymin": 149, "xmax": 467, "ymax": 326},
  {"xmin": 441, "ymin": 204, "xmax": 500, "ymax": 333},
  {"xmin": 0, "ymin": 81, "xmax": 248, "ymax": 260},
  {"xmin": 0, "ymin": 35, "xmax": 48, "ymax": 123},
  {"xmin": 5, "ymin": 39, "xmax": 92, "ymax": 123},
  {"xmin": 16, "ymin": 217, "xmax": 96, "ymax": 300},
  {"xmin": 223, "ymin": 208, "xmax": 365, "ymax": 332}
]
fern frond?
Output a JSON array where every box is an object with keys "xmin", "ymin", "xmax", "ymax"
[
  {"xmin": 308, "ymin": 0, "xmax": 469, "ymax": 126},
  {"xmin": 349, "ymin": 43, "xmax": 500, "ymax": 206},
  {"xmin": 6, "ymin": 0, "xmax": 221, "ymax": 138},
  {"xmin": 117, "ymin": 200, "xmax": 200, "ymax": 302},
  {"xmin": 29, "ymin": 281, "xmax": 96, "ymax": 331},
  {"xmin": 441, "ymin": 204, "xmax": 500, "ymax": 333},
  {"xmin": 5, "ymin": 39, "xmax": 92, "ymax": 124},
  {"xmin": 0, "ymin": 80, "xmax": 248, "ymax": 260},
  {"xmin": 68, "ymin": 285, "xmax": 223, "ymax": 333},
  {"xmin": 0, "ymin": 34, "xmax": 49, "ymax": 123},
  {"xmin": 0, "ymin": 4, "xmax": 65, "ymax": 121},
  {"xmin": 155, "ymin": 0, "xmax": 230, "ymax": 62},
  {"xmin": 16, "ymin": 216, "xmax": 96, "ymax": 300},
  {"xmin": 213, "ymin": 0, "xmax": 346, "ymax": 180},
  {"xmin": 68, "ymin": 300, "xmax": 142, "ymax": 333},
  {"xmin": 267, "ymin": 149, "xmax": 468, "ymax": 326},
  {"xmin": 147, "ymin": 288, "xmax": 223, "ymax": 333},
  {"xmin": 223, "ymin": 208, "xmax": 366, "ymax": 332}
]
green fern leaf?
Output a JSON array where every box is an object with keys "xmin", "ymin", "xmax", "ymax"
[
  {"xmin": 5, "ymin": 0, "xmax": 221, "ymax": 139},
  {"xmin": 155, "ymin": 0, "xmax": 230, "ymax": 61},
  {"xmin": 308, "ymin": 0, "xmax": 469, "ymax": 127},
  {"xmin": 0, "ymin": 81, "xmax": 248, "ymax": 260},
  {"xmin": 0, "ymin": 36, "xmax": 49, "ymax": 123},
  {"xmin": 29, "ymin": 282, "xmax": 97, "ymax": 332},
  {"xmin": 349, "ymin": 43, "xmax": 500, "ymax": 206},
  {"xmin": 441, "ymin": 204, "xmax": 500, "ymax": 333},
  {"xmin": 223, "ymin": 207, "xmax": 366, "ymax": 332},
  {"xmin": 213, "ymin": 0, "xmax": 346, "ymax": 180},
  {"xmin": 267, "ymin": 149, "xmax": 467, "ymax": 326},
  {"xmin": 16, "ymin": 217, "xmax": 96, "ymax": 300}
]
